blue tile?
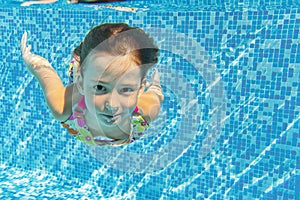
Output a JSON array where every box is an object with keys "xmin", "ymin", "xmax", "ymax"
[{"xmin": 0, "ymin": 0, "xmax": 300, "ymax": 199}]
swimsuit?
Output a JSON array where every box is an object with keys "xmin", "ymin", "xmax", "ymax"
[
  {"xmin": 67, "ymin": 54, "xmax": 80, "ymax": 84},
  {"xmin": 61, "ymin": 55, "xmax": 149, "ymax": 146}
]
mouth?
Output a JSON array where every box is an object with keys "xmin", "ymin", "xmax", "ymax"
[{"xmin": 99, "ymin": 113, "xmax": 121, "ymax": 124}]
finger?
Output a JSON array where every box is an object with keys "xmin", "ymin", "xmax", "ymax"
[
  {"xmin": 151, "ymin": 69, "xmax": 161, "ymax": 86},
  {"xmin": 152, "ymin": 69, "xmax": 159, "ymax": 79},
  {"xmin": 21, "ymin": 31, "xmax": 27, "ymax": 53},
  {"xmin": 25, "ymin": 45, "xmax": 32, "ymax": 55},
  {"xmin": 153, "ymin": 68, "xmax": 159, "ymax": 76}
]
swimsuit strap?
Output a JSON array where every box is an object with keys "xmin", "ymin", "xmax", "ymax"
[{"xmin": 68, "ymin": 54, "xmax": 80, "ymax": 84}]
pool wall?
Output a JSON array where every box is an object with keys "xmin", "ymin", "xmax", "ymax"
[{"xmin": 0, "ymin": 0, "xmax": 299, "ymax": 199}]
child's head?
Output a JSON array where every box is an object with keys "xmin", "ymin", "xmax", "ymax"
[
  {"xmin": 74, "ymin": 23, "xmax": 159, "ymax": 136},
  {"xmin": 75, "ymin": 23, "xmax": 158, "ymax": 78}
]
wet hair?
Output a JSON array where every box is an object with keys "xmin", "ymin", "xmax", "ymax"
[{"xmin": 74, "ymin": 23, "xmax": 159, "ymax": 76}]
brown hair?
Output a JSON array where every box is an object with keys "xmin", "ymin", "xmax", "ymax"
[{"xmin": 74, "ymin": 23, "xmax": 159, "ymax": 76}]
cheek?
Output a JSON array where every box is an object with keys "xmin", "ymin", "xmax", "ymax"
[
  {"xmin": 121, "ymin": 94, "xmax": 138, "ymax": 110},
  {"xmin": 93, "ymin": 97, "xmax": 104, "ymax": 109},
  {"xmin": 84, "ymin": 94, "xmax": 104, "ymax": 113}
]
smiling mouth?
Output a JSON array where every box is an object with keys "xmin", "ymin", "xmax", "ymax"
[{"xmin": 100, "ymin": 113, "xmax": 121, "ymax": 123}]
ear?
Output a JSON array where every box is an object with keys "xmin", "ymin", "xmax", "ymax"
[{"xmin": 76, "ymin": 72, "xmax": 85, "ymax": 95}]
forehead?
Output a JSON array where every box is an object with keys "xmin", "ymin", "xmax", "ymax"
[{"xmin": 83, "ymin": 52, "xmax": 142, "ymax": 81}]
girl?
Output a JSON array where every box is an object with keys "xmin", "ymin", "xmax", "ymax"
[{"xmin": 21, "ymin": 23, "xmax": 164, "ymax": 146}]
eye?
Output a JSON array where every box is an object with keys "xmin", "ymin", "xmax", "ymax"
[
  {"xmin": 94, "ymin": 84, "xmax": 107, "ymax": 94},
  {"xmin": 120, "ymin": 87, "xmax": 135, "ymax": 95}
]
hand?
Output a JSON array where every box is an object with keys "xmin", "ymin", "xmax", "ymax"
[
  {"xmin": 150, "ymin": 68, "xmax": 161, "ymax": 86},
  {"xmin": 21, "ymin": 32, "xmax": 52, "ymax": 74},
  {"xmin": 146, "ymin": 68, "xmax": 161, "ymax": 88},
  {"xmin": 146, "ymin": 68, "xmax": 164, "ymax": 102}
]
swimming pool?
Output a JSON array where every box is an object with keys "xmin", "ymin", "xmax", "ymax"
[{"xmin": 0, "ymin": 0, "xmax": 299, "ymax": 199}]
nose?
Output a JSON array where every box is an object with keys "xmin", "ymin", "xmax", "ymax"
[
  {"xmin": 104, "ymin": 101, "xmax": 118, "ymax": 113},
  {"xmin": 104, "ymin": 91, "xmax": 119, "ymax": 114}
]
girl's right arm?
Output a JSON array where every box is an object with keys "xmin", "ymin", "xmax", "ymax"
[
  {"xmin": 21, "ymin": 32, "xmax": 74, "ymax": 122},
  {"xmin": 137, "ymin": 69, "xmax": 164, "ymax": 122}
]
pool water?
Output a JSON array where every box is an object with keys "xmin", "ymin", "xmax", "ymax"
[{"xmin": 0, "ymin": 0, "xmax": 299, "ymax": 199}]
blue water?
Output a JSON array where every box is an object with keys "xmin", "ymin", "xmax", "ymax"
[{"xmin": 0, "ymin": 0, "xmax": 299, "ymax": 199}]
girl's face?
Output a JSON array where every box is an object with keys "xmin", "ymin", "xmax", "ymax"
[{"xmin": 78, "ymin": 52, "xmax": 144, "ymax": 138}]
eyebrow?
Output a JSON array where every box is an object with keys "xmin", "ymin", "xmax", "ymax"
[
  {"xmin": 96, "ymin": 80, "xmax": 110, "ymax": 85},
  {"xmin": 121, "ymin": 84, "xmax": 140, "ymax": 87},
  {"xmin": 95, "ymin": 80, "xmax": 139, "ymax": 87}
]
